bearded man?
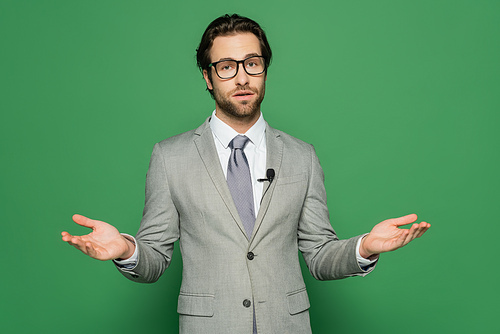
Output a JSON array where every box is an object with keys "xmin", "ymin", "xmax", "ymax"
[{"xmin": 62, "ymin": 14, "xmax": 430, "ymax": 334}]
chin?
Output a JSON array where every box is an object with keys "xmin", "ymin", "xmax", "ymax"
[
  {"xmin": 215, "ymin": 99, "xmax": 259, "ymax": 119},
  {"xmin": 237, "ymin": 100, "xmax": 261, "ymax": 114},
  {"xmin": 230, "ymin": 107, "xmax": 259, "ymax": 119},
  {"xmin": 213, "ymin": 88, "xmax": 264, "ymax": 120}
]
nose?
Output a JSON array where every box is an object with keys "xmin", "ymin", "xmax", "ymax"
[{"xmin": 234, "ymin": 62, "xmax": 250, "ymax": 86}]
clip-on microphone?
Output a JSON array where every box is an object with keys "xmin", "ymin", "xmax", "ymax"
[{"xmin": 258, "ymin": 168, "xmax": 275, "ymax": 184}]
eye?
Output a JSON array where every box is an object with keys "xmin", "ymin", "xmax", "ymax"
[
  {"xmin": 217, "ymin": 61, "xmax": 235, "ymax": 72},
  {"xmin": 245, "ymin": 57, "xmax": 264, "ymax": 70}
]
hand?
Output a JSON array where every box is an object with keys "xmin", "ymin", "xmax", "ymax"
[
  {"xmin": 359, "ymin": 214, "xmax": 430, "ymax": 259},
  {"xmin": 61, "ymin": 214, "xmax": 135, "ymax": 261}
]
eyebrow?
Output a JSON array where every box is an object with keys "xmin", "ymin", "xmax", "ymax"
[{"xmin": 215, "ymin": 53, "xmax": 261, "ymax": 62}]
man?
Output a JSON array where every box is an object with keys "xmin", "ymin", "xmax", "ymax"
[{"xmin": 62, "ymin": 14, "xmax": 430, "ymax": 333}]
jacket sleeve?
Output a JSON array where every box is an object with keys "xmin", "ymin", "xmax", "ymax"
[
  {"xmin": 297, "ymin": 145, "xmax": 375, "ymax": 280},
  {"xmin": 115, "ymin": 143, "xmax": 180, "ymax": 283}
]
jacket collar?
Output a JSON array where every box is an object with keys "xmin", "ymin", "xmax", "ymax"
[{"xmin": 193, "ymin": 117, "xmax": 283, "ymax": 243}]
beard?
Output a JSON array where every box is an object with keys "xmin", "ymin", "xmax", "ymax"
[{"xmin": 212, "ymin": 82, "xmax": 265, "ymax": 119}]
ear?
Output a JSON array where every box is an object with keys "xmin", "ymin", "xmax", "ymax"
[{"xmin": 203, "ymin": 69, "xmax": 213, "ymax": 90}]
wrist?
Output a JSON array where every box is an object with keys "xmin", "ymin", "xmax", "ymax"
[
  {"xmin": 359, "ymin": 235, "xmax": 378, "ymax": 260},
  {"xmin": 117, "ymin": 235, "xmax": 136, "ymax": 260}
]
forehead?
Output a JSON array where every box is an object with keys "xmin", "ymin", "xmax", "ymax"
[{"xmin": 210, "ymin": 33, "xmax": 262, "ymax": 61}]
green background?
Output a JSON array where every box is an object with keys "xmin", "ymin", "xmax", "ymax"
[{"xmin": 1, "ymin": 1, "xmax": 498, "ymax": 333}]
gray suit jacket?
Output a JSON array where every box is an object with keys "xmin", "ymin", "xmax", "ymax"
[{"xmin": 117, "ymin": 117, "xmax": 373, "ymax": 333}]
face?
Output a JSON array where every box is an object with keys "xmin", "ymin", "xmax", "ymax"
[{"xmin": 203, "ymin": 33, "xmax": 266, "ymax": 122}]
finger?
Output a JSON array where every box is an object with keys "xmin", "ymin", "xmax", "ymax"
[
  {"xmin": 68, "ymin": 236, "xmax": 94, "ymax": 255},
  {"xmin": 409, "ymin": 222, "xmax": 426, "ymax": 239},
  {"xmin": 72, "ymin": 214, "xmax": 96, "ymax": 229},
  {"xmin": 403, "ymin": 223, "xmax": 420, "ymax": 245},
  {"xmin": 85, "ymin": 242, "xmax": 98, "ymax": 258},
  {"xmin": 414, "ymin": 222, "xmax": 431, "ymax": 238},
  {"xmin": 61, "ymin": 231, "xmax": 72, "ymax": 242},
  {"xmin": 392, "ymin": 214, "xmax": 418, "ymax": 227},
  {"xmin": 62, "ymin": 232, "xmax": 82, "ymax": 245},
  {"xmin": 395, "ymin": 229, "xmax": 410, "ymax": 248},
  {"xmin": 69, "ymin": 235, "xmax": 84, "ymax": 248}
]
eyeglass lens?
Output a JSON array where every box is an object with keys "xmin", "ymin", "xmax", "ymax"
[{"xmin": 215, "ymin": 57, "xmax": 265, "ymax": 79}]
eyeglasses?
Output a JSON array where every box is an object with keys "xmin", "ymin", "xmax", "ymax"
[{"xmin": 209, "ymin": 55, "xmax": 266, "ymax": 79}]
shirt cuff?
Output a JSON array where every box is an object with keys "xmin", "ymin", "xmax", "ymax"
[
  {"xmin": 113, "ymin": 234, "xmax": 138, "ymax": 269},
  {"xmin": 356, "ymin": 234, "xmax": 379, "ymax": 270}
]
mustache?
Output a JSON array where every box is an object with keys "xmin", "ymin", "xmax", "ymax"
[{"xmin": 229, "ymin": 86, "xmax": 257, "ymax": 95}]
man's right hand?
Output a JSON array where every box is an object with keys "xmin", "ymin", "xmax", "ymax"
[{"xmin": 61, "ymin": 214, "xmax": 135, "ymax": 261}]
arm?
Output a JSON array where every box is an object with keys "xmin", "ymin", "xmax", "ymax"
[
  {"xmin": 298, "ymin": 145, "xmax": 368, "ymax": 280},
  {"xmin": 62, "ymin": 143, "xmax": 180, "ymax": 283},
  {"xmin": 298, "ymin": 146, "xmax": 430, "ymax": 280},
  {"xmin": 117, "ymin": 142, "xmax": 180, "ymax": 283}
]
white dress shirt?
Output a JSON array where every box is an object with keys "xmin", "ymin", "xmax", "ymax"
[
  {"xmin": 209, "ymin": 110, "xmax": 267, "ymax": 215},
  {"xmin": 115, "ymin": 110, "xmax": 377, "ymax": 269}
]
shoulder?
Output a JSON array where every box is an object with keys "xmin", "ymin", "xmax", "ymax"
[
  {"xmin": 154, "ymin": 117, "xmax": 211, "ymax": 154},
  {"xmin": 268, "ymin": 125, "xmax": 315, "ymax": 154},
  {"xmin": 157, "ymin": 128, "xmax": 197, "ymax": 149}
]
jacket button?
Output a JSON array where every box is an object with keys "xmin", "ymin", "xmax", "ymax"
[
  {"xmin": 247, "ymin": 252, "xmax": 254, "ymax": 260},
  {"xmin": 243, "ymin": 299, "xmax": 251, "ymax": 308}
]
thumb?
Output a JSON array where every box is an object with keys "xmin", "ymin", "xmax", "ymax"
[
  {"xmin": 391, "ymin": 214, "xmax": 418, "ymax": 227},
  {"xmin": 72, "ymin": 214, "xmax": 97, "ymax": 229}
]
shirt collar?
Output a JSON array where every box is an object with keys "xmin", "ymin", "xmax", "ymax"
[{"xmin": 209, "ymin": 110, "xmax": 266, "ymax": 149}]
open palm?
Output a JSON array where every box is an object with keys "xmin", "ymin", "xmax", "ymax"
[
  {"xmin": 360, "ymin": 214, "xmax": 430, "ymax": 258},
  {"xmin": 61, "ymin": 214, "xmax": 132, "ymax": 261}
]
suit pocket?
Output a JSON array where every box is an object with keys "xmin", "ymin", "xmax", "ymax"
[
  {"xmin": 287, "ymin": 287, "xmax": 310, "ymax": 315},
  {"xmin": 177, "ymin": 292, "xmax": 215, "ymax": 317},
  {"xmin": 276, "ymin": 173, "xmax": 306, "ymax": 186}
]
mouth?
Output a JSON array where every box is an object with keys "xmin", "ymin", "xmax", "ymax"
[{"xmin": 232, "ymin": 90, "xmax": 255, "ymax": 101}]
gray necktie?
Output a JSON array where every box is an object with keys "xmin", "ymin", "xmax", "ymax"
[
  {"xmin": 227, "ymin": 135, "xmax": 255, "ymax": 239},
  {"xmin": 227, "ymin": 135, "xmax": 258, "ymax": 333}
]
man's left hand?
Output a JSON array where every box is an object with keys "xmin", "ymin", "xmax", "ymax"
[{"xmin": 359, "ymin": 214, "xmax": 430, "ymax": 259}]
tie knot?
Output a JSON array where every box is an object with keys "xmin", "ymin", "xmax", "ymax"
[{"xmin": 230, "ymin": 135, "xmax": 250, "ymax": 150}]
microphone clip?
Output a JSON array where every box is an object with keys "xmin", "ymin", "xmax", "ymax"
[{"xmin": 257, "ymin": 168, "xmax": 275, "ymax": 183}]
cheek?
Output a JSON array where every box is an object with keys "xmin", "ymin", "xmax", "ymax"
[
  {"xmin": 253, "ymin": 75, "xmax": 265, "ymax": 86},
  {"xmin": 213, "ymin": 81, "xmax": 232, "ymax": 95},
  {"xmin": 254, "ymin": 78, "xmax": 266, "ymax": 93}
]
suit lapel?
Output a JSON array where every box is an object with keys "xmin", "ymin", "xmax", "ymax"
[
  {"xmin": 250, "ymin": 124, "xmax": 283, "ymax": 244},
  {"xmin": 193, "ymin": 118, "xmax": 248, "ymax": 237}
]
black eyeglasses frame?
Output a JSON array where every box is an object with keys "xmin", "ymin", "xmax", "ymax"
[{"xmin": 208, "ymin": 55, "xmax": 266, "ymax": 79}]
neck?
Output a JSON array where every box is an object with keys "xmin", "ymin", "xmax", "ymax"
[{"xmin": 215, "ymin": 109, "xmax": 261, "ymax": 134}]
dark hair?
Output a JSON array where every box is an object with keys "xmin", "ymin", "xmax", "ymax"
[{"xmin": 196, "ymin": 14, "xmax": 272, "ymax": 96}]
